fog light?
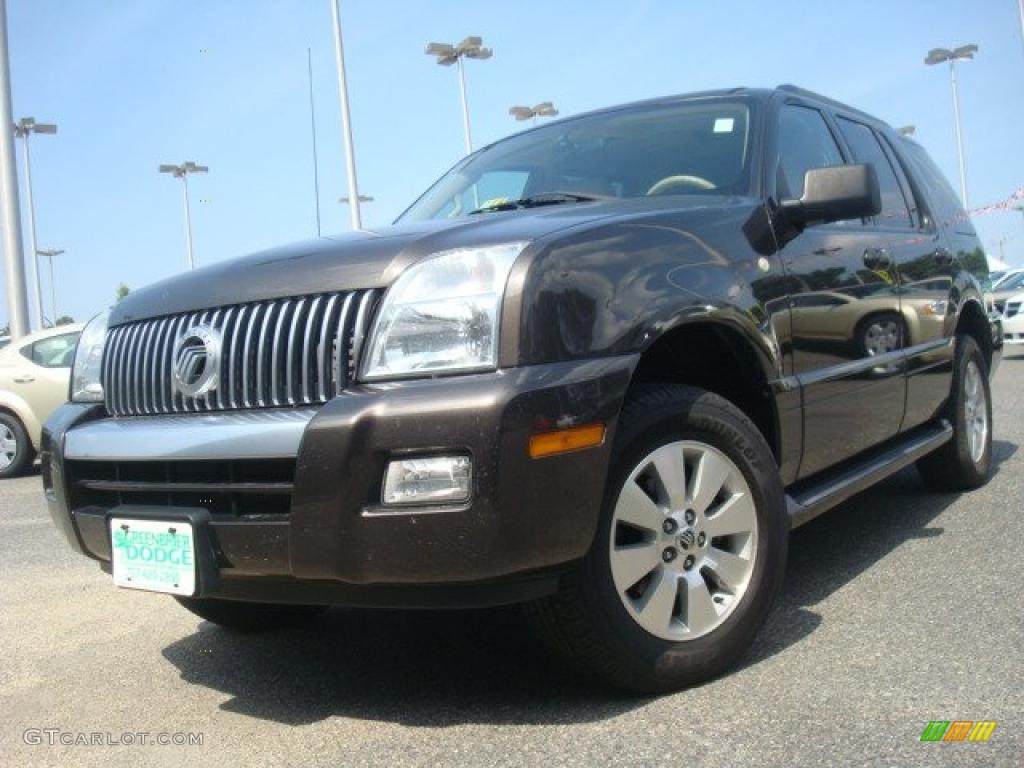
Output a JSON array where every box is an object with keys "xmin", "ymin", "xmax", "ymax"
[{"xmin": 383, "ymin": 455, "xmax": 472, "ymax": 506}]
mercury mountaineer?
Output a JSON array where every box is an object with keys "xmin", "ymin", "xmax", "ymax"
[{"xmin": 43, "ymin": 86, "xmax": 1000, "ymax": 692}]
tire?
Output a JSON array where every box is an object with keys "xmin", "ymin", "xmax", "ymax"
[
  {"xmin": 916, "ymin": 334, "xmax": 993, "ymax": 491},
  {"xmin": 0, "ymin": 413, "xmax": 35, "ymax": 479},
  {"xmin": 528, "ymin": 384, "xmax": 788, "ymax": 693},
  {"xmin": 174, "ymin": 597, "xmax": 324, "ymax": 633}
]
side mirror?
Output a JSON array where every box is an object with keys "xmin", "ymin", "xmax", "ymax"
[{"xmin": 780, "ymin": 164, "xmax": 881, "ymax": 226}]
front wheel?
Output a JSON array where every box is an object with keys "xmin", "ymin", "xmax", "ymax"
[
  {"xmin": 175, "ymin": 597, "xmax": 324, "ymax": 633},
  {"xmin": 917, "ymin": 334, "xmax": 993, "ymax": 491},
  {"xmin": 528, "ymin": 384, "xmax": 788, "ymax": 693}
]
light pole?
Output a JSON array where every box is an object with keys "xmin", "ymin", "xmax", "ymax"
[
  {"xmin": 1018, "ymin": 0, "xmax": 1024, "ymax": 60},
  {"xmin": 896, "ymin": 125, "xmax": 915, "ymax": 137},
  {"xmin": 14, "ymin": 117, "xmax": 56, "ymax": 330},
  {"xmin": 509, "ymin": 101, "xmax": 559, "ymax": 125},
  {"xmin": 0, "ymin": 0, "xmax": 30, "ymax": 339},
  {"xmin": 158, "ymin": 161, "xmax": 207, "ymax": 270},
  {"xmin": 339, "ymin": 194, "xmax": 373, "ymax": 205},
  {"xmin": 425, "ymin": 36, "xmax": 492, "ymax": 154},
  {"xmin": 329, "ymin": 0, "xmax": 363, "ymax": 231},
  {"xmin": 925, "ymin": 44, "xmax": 978, "ymax": 209},
  {"xmin": 36, "ymin": 247, "xmax": 62, "ymax": 324}
]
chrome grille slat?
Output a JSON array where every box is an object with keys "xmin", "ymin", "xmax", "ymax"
[
  {"xmin": 350, "ymin": 290, "xmax": 375, "ymax": 380},
  {"xmin": 333, "ymin": 293, "xmax": 355, "ymax": 394},
  {"xmin": 202, "ymin": 309, "xmax": 222, "ymax": 411},
  {"xmin": 126, "ymin": 323, "xmax": 143, "ymax": 415},
  {"xmin": 285, "ymin": 297, "xmax": 307, "ymax": 406},
  {"xmin": 217, "ymin": 306, "xmax": 236, "ymax": 411},
  {"xmin": 151, "ymin": 319, "xmax": 170, "ymax": 414},
  {"xmin": 102, "ymin": 289, "xmax": 378, "ymax": 417},
  {"xmin": 302, "ymin": 296, "xmax": 323, "ymax": 403},
  {"xmin": 139, "ymin": 321, "xmax": 156, "ymax": 415},
  {"xmin": 229, "ymin": 304, "xmax": 247, "ymax": 410},
  {"xmin": 316, "ymin": 294, "xmax": 340, "ymax": 402},
  {"xmin": 166, "ymin": 315, "xmax": 186, "ymax": 412},
  {"xmin": 270, "ymin": 299, "xmax": 292, "ymax": 407},
  {"xmin": 242, "ymin": 303, "xmax": 263, "ymax": 409},
  {"xmin": 256, "ymin": 302, "xmax": 278, "ymax": 408}
]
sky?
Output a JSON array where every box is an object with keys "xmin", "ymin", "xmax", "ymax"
[{"xmin": 2, "ymin": 0, "xmax": 1024, "ymax": 328}]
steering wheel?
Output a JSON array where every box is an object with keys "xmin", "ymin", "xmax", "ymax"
[{"xmin": 646, "ymin": 175, "xmax": 717, "ymax": 196}]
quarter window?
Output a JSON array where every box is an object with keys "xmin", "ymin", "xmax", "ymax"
[{"xmin": 21, "ymin": 332, "xmax": 80, "ymax": 368}]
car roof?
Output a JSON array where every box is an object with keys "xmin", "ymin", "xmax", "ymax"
[
  {"xmin": 486, "ymin": 85, "xmax": 891, "ymax": 148},
  {"xmin": 0, "ymin": 324, "xmax": 84, "ymax": 356}
]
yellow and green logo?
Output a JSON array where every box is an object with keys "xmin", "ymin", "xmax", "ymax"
[{"xmin": 920, "ymin": 721, "xmax": 997, "ymax": 742}]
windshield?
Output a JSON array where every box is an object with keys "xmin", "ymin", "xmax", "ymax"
[
  {"xmin": 998, "ymin": 272, "xmax": 1024, "ymax": 291},
  {"xmin": 399, "ymin": 98, "xmax": 755, "ymax": 222}
]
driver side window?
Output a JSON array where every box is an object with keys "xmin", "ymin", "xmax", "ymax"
[{"xmin": 776, "ymin": 105, "xmax": 844, "ymax": 200}]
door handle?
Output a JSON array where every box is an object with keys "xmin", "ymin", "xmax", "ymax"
[
  {"xmin": 863, "ymin": 247, "xmax": 892, "ymax": 270},
  {"xmin": 932, "ymin": 248, "xmax": 954, "ymax": 266},
  {"xmin": 13, "ymin": 375, "xmax": 35, "ymax": 383}
]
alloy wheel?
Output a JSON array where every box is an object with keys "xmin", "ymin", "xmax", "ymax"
[
  {"xmin": 609, "ymin": 440, "xmax": 758, "ymax": 641},
  {"xmin": 964, "ymin": 359, "xmax": 989, "ymax": 464}
]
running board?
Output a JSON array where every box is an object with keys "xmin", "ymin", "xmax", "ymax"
[{"xmin": 786, "ymin": 421, "xmax": 953, "ymax": 529}]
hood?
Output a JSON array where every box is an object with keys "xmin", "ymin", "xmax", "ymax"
[{"xmin": 111, "ymin": 195, "xmax": 747, "ymax": 325}]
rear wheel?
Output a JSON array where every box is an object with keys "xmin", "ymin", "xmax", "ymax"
[
  {"xmin": 917, "ymin": 334, "xmax": 992, "ymax": 491},
  {"xmin": 175, "ymin": 597, "xmax": 324, "ymax": 633},
  {"xmin": 0, "ymin": 413, "xmax": 34, "ymax": 479},
  {"xmin": 528, "ymin": 384, "xmax": 787, "ymax": 693}
]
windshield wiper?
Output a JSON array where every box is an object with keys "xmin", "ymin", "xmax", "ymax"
[{"xmin": 469, "ymin": 192, "xmax": 603, "ymax": 215}]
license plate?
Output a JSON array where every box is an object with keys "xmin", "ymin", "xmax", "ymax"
[{"xmin": 110, "ymin": 518, "xmax": 196, "ymax": 596}]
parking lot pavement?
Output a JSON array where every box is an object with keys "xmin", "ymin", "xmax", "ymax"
[{"xmin": 2, "ymin": 357, "xmax": 1023, "ymax": 768}]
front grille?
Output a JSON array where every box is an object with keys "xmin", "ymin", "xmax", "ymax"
[
  {"xmin": 65, "ymin": 458, "xmax": 295, "ymax": 517},
  {"xmin": 102, "ymin": 289, "xmax": 379, "ymax": 417}
]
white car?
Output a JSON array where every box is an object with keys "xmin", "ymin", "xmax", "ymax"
[
  {"xmin": 0, "ymin": 324, "xmax": 83, "ymax": 477},
  {"xmin": 994, "ymin": 268, "xmax": 1024, "ymax": 289},
  {"xmin": 1002, "ymin": 292, "xmax": 1024, "ymax": 346}
]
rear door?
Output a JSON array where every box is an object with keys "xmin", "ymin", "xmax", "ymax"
[
  {"xmin": 770, "ymin": 99, "xmax": 906, "ymax": 478},
  {"xmin": 887, "ymin": 138, "xmax": 977, "ymax": 431}
]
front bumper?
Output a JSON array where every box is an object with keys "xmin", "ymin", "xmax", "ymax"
[{"xmin": 43, "ymin": 356, "xmax": 636, "ymax": 606}]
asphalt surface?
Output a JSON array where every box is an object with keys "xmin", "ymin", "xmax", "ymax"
[{"xmin": 2, "ymin": 356, "xmax": 1023, "ymax": 768}]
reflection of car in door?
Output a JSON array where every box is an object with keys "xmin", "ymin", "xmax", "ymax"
[
  {"xmin": 787, "ymin": 277, "xmax": 952, "ymax": 358},
  {"xmin": 0, "ymin": 324, "xmax": 83, "ymax": 477}
]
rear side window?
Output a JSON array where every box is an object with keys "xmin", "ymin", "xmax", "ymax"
[
  {"xmin": 835, "ymin": 117, "xmax": 913, "ymax": 228},
  {"xmin": 776, "ymin": 105, "xmax": 844, "ymax": 199},
  {"xmin": 21, "ymin": 332, "xmax": 80, "ymax": 368},
  {"xmin": 897, "ymin": 139, "xmax": 968, "ymax": 231}
]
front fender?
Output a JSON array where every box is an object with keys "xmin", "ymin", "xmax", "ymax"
[{"xmin": 511, "ymin": 201, "xmax": 786, "ymax": 382}]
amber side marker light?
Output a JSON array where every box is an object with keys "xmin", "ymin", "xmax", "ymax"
[{"xmin": 529, "ymin": 423, "xmax": 606, "ymax": 459}]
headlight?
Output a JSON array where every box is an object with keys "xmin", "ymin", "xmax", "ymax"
[
  {"xmin": 71, "ymin": 310, "xmax": 110, "ymax": 402},
  {"xmin": 362, "ymin": 242, "xmax": 528, "ymax": 380}
]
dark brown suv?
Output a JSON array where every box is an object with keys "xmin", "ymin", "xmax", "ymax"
[{"xmin": 43, "ymin": 85, "xmax": 1001, "ymax": 692}]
